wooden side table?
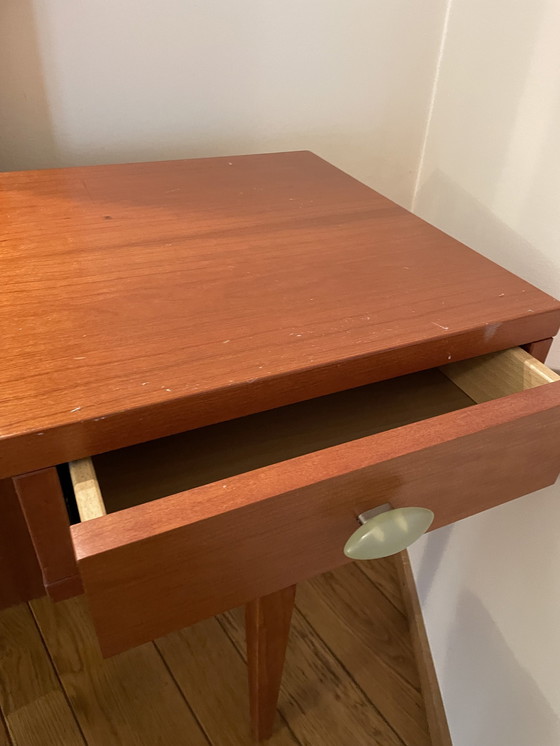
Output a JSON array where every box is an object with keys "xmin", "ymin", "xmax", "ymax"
[{"xmin": 2, "ymin": 152, "xmax": 560, "ymax": 740}]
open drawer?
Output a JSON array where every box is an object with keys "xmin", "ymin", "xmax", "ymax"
[{"xmin": 19, "ymin": 348, "xmax": 560, "ymax": 655}]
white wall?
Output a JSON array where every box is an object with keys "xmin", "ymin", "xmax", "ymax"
[
  {"xmin": 0, "ymin": 0, "xmax": 447, "ymax": 207},
  {"xmin": 410, "ymin": 1, "xmax": 560, "ymax": 744}
]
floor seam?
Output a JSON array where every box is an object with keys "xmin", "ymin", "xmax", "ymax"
[
  {"xmin": 354, "ymin": 563, "xmax": 407, "ymax": 618},
  {"xmin": 152, "ymin": 641, "xmax": 213, "ymax": 746},
  {"xmin": 294, "ymin": 604, "xmax": 419, "ymax": 746},
  {"xmin": 27, "ymin": 601, "xmax": 88, "ymax": 745}
]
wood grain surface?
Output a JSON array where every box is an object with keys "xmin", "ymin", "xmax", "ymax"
[
  {"xmin": 29, "ymin": 596, "xmax": 208, "ymax": 746},
  {"xmin": 21, "ymin": 367, "xmax": 472, "ymax": 612},
  {"xmin": 0, "ymin": 604, "xmax": 84, "ymax": 746},
  {"xmin": 71, "ymin": 376, "xmax": 560, "ymax": 655},
  {"xmin": 0, "ymin": 480, "xmax": 43, "ymax": 610},
  {"xmin": 0, "ymin": 715, "xmax": 10, "ymax": 746},
  {"xmin": 296, "ymin": 563, "xmax": 431, "ymax": 745},
  {"xmin": 14, "ymin": 468, "xmax": 82, "ymax": 600},
  {"xmin": 246, "ymin": 586, "xmax": 296, "ymax": 741},
  {"xmin": 2, "ymin": 151, "xmax": 559, "ymax": 477},
  {"xmin": 1, "ymin": 555, "xmax": 432, "ymax": 746},
  {"xmin": 155, "ymin": 617, "xmax": 299, "ymax": 746},
  {"xmin": 69, "ymin": 459, "xmax": 106, "ymax": 521},
  {"xmin": 222, "ymin": 607, "xmax": 405, "ymax": 746},
  {"xmin": 524, "ymin": 338, "xmax": 554, "ymax": 363}
]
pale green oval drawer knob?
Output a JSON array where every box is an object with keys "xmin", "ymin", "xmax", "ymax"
[{"xmin": 344, "ymin": 504, "xmax": 434, "ymax": 560}]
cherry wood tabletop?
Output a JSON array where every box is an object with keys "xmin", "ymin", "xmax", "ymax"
[{"xmin": 1, "ymin": 151, "xmax": 559, "ymax": 477}]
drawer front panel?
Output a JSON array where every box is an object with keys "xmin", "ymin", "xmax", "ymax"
[{"xmin": 71, "ymin": 383, "xmax": 560, "ymax": 656}]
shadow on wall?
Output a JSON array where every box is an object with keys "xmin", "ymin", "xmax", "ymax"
[
  {"xmin": 412, "ymin": 520, "xmax": 453, "ymax": 605},
  {"xmin": 414, "ymin": 479, "xmax": 560, "ymax": 612},
  {"xmin": 413, "ymin": 169, "xmax": 560, "ymax": 301},
  {"xmin": 412, "ymin": 481, "xmax": 560, "ymax": 745},
  {"xmin": 412, "ymin": 0, "xmax": 560, "ymax": 305},
  {"xmin": 0, "ymin": 0, "xmax": 58, "ymax": 170},
  {"xmin": 442, "ymin": 590, "xmax": 560, "ymax": 746}
]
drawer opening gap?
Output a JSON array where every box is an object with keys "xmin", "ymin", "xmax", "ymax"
[{"xmin": 69, "ymin": 346, "xmax": 558, "ymax": 521}]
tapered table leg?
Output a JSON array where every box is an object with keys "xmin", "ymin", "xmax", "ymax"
[{"xmin": 245, "ymin": 585, "xmax": 296, "ymax": 741}]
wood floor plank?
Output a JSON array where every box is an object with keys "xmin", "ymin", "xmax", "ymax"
[
  {"xmin": 30, "ymin": 596, "xmax": 208, "ymax": 746},
  {"xmin": 220, "ymin": 606, "xmax": 405, "ymax": 746},
  {"xmin": 296, "ymin": 565, "xmax": 431, "ymax": 746},
  {"xmin": 0, "ymin": 559, "xmax": 441, "ymax": 745},
  {"xmin": 0, "ymin": 714, "xmax": 11, "ymax": 746},
  {"xmin": 305, "ymin": 564, "xmax": 420, "ymax": 688},
  {"xmin": 356, "ymin": 557, "xmax": 406, "ymax": 614},
  {"xmin": 156, "ymin": 616, "xmax": 299, "ymax": 746},
  {"xmin": 0, "ymin": 603, "xmax": 84, "ymax": 746}
]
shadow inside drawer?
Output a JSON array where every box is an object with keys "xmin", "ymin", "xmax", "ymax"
[{"xmin": 80, "ymin": 368, "xmax": 474, "ymax": 516}]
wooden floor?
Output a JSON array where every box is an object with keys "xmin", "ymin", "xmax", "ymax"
[{"xmin": 0, "ymin": 557, "xmax": 433, "ymax": 746}]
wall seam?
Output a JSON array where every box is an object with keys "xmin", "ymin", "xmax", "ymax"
[{"xmin": 411, "ymin": 0, "xmax": 454, "ymax": 212}]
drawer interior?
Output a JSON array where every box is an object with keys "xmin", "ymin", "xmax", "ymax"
[{"xmin": 68, "ymin": 347, "xmax": 558, "ymax": 521}]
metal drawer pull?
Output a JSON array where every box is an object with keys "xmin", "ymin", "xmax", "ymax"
[{"xmin": 344, "ymin": 504, "xmax": 434, "ymax": 560}]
